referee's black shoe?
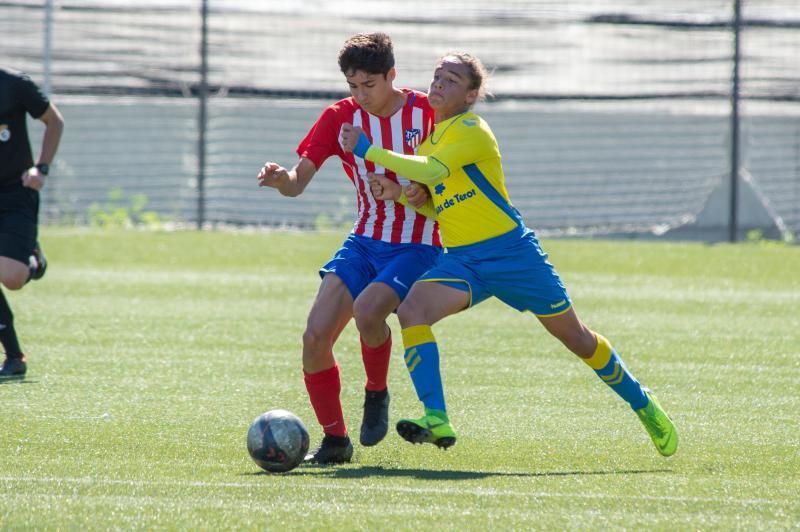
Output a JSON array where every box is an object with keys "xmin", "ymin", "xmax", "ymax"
[{"xmin": 0, "ymin": 354, "xmax": 27, "ymax": 377}]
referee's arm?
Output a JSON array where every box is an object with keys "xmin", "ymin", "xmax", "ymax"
[{"xmin": 36, "ymin": 102, "xmax": 64, "ymax": 170}]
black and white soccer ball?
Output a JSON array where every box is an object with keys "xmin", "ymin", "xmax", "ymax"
[{"xmin": 247, "ymin": 409, "xmax": 310, "ymax": 473}]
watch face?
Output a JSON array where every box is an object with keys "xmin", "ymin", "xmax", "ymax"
[{"xmin": 36, "ymin": 164, "xmax": 49, "ymax": 175}]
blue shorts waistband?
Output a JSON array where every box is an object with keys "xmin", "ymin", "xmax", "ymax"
[
  {"xmin": 445, "ymin": 225, "xmax": 534, "ymax": 255},
  {"xmin": 350, "ymin": 232, "xmax": 440, "ymax": 250}
]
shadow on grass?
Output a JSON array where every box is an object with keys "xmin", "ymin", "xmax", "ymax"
[
  {"xmin": 244, "ymin": 465, "xmax": 673, "ymax": 480},
  {"xmin": 0, "ymin": 376, "xmax": 37, "ymax": 385}
]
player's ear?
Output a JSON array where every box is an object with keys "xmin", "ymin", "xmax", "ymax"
[
  {"xmin": 465, "ymin": 88, "xmax": 479, "ymax": 107},
  {"xmin": 386, "ymin": 67, "xmax": 397, "ymax": 83}
]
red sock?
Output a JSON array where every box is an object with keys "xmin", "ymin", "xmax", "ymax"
[
  {"xmin": 304, "ymin": 365, "xmax": 347, "ymax": 437},
  {"xmin": 361, "ymin": 333, "xmax": 391, "ymax": 392}
]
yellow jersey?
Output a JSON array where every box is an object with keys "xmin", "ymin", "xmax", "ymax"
[{"xmin": 416, "ymin": 111, "xmax": 519, "ymax": 247}]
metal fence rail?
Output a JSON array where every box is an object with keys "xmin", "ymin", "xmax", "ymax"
[{"xmin": 2, "ymin": 0, "xmax": 798, "ymax": 241}]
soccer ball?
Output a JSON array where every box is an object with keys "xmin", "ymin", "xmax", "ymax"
[{"xmin": 246, "ymin": 409, "xmax": 310, "ymax": 473}]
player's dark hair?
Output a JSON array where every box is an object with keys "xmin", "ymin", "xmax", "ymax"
[
  {"xmin": 437, "ymin": 52, "xmax": 492, "ymax": 102},
  {"xmin": 338, "ymin": 32, "xmax": 395, "ymax": 77}
]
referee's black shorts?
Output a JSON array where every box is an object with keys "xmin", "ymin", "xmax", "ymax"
[{"xmin": 0, "ymin": 183, "xmax": 39, "ymax": 264}]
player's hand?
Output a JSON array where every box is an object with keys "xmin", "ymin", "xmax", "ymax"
[
  {"xmin": 367, "ymin": 172, "xmax": 401, "ymax": 201},
  {"xmin": 405, "ymin": 182, "xmax": 430, "ymax": 208},
  {"xmin": 367, "ymin": 172, "xmax": 385, "ymax": 199},
  {"xmin": 339, "ymin": 124, "xmax": 364, "ymax": 153},
  {"xmin": 21, "ymin": 167, "xmax": 45, "ymax": 191},
  {"xmin": 257, "ymin": 162, "xmax": 290, "ymax": 188}
]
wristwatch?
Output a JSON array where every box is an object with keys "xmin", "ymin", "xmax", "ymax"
[{"xmin": 35, "ymin": 163, "xmax": 49, "ymax": 176}]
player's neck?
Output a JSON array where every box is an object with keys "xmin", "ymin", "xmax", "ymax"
[
  {"xmin": 370, "ymin": 89, "xmax": 406, "ymax": 117},
  {"xmin": 436, "ymin": 107, "xmax": 470, "ymax": 123}
]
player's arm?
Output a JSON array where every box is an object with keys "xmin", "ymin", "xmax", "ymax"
[
  {"xmin": 366, "ymin": 146, "xmax": 447, "ymax": 186},
  {"xmin": 340, "ymin": 124, "xmax": 447, "ymax": 185},
  {"xmin": 257, "ymin": 157, "xmax": 317, "ymax": 197}
]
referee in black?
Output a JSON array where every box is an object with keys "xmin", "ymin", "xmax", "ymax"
[{"xmin": 0, "ymin": 67, "xmax": 64, "ymax": 376}]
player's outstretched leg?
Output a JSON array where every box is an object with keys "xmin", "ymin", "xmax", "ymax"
[
  {"xmin": 582, "ymin": 333, "xmax": 678, "ymax": 456},
  {"xmin": 635, "ymin": 388, "xmax": 678, "ymax": 457},
  {"xmin": 396, "ymin": 408, "xmax": 457, "ymax": 449}
]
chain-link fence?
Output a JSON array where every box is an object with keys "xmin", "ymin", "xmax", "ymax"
[{"xmin": 2, "ymin": 0, "xmax": 798, "ymax": 241}]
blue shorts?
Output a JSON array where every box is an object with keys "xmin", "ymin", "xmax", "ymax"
[
  {"xmin": 418, "ymin": 226, "xmax": 571, "ymax": 316},
  {"xmin": 320, "ymin": 234, "xmax": 441, "ymax": 301}
]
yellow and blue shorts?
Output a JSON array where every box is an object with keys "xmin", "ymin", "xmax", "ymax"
[
  {"xmin": 418, "ymin": 226, "xmax": 571, "ymax": 317},
  {"xmin": 320, "ymin": 233, "xmax": 441, "ymax": 301}
]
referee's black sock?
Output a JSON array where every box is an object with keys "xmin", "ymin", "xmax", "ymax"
[{"xmin": 0, "ymin": 289, "xmax": 22, "ymax": 358}]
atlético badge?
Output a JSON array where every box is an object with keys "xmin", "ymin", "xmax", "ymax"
[
  {"xmin": 404, "ymin": 128, "xmax": 422, "ymax": 149},
  {"xmin": 0, "ymin": 125, "xmax": 10, "ymax": 143}
]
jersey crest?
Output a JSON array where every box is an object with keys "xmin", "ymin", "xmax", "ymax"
[{"xmin": 405, "ymin": 128, "xmax": 422, "ymax": 149}]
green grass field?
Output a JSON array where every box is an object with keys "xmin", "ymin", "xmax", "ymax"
[{"xmin": 1, "ymin": 228, "xmax": 798, "ymax": 529}]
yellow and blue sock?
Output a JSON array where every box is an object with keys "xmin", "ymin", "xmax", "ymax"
[
  {"xmin": 401, "ymin": 325, "xmax": 446, "ymax": 413},
  {"xmin": 583, "ymin": 333, "xmax": 648, "ymax": 410}
]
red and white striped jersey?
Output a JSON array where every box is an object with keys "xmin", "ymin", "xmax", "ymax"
[{"xmin": 297, "ymin": 89, "xmax": 441, "ymax": 246}]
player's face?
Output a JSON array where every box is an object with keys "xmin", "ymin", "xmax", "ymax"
[
  {"xmin": 345, "ymin": 69, "xmax": 396, "ymax": 115},
  {"xmin": 428, "ymin": 59, "xmax": 478, "ymax": 120}
]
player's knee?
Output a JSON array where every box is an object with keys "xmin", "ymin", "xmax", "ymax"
[
  {"xmin": 353, "ymin": 300, "xmax": 389, "ymax": 333},
  {"xmin": 0, "ymin": 272, "xmax": 26, "ymax": 290},
  {"xmin": 353, "ymin": 314, "xmax": 382, "ymax": 337},
  {"xmin": 351, "ymin": 294, "xmax": 374, "ymax": 318},
  {"xmin": 397, "ymin": 299, "xmax": 425, "ymax": 328},
  {"xmin": 302, "ymin": 326, "xmax": 332, "ymax": 354}
]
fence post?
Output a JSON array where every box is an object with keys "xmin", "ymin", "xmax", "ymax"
[
  {"xmin": 729, "ymin": 0, "xmax": 743, "ymax": 242},
  {"xmin": 42, "ymin": 0, "xmax": 55, "ymax": 224},
  {"xmin": 196, "ymin": 0, "xmax": 209, "ymax": 229},
  {"xmin": 43, "ymin": 0, "xmax": 53, "ymax": 95}
]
